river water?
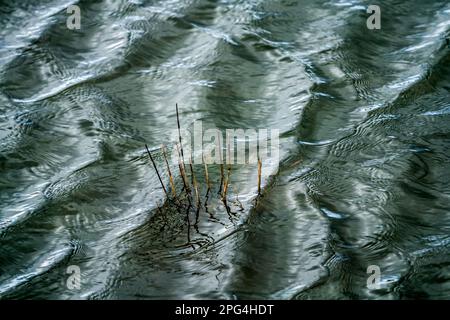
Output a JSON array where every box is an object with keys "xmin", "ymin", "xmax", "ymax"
[{"xmin": 1, "ymin": 0, "xmax": 450, "ymax": 299}]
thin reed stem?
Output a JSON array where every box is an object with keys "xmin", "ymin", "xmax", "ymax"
[
  {"xmin": 145, "ymin": 144, "xmax": 167, "ymax": 196},
  {"xmin": 189, "ymin": 157, "xmax": 201, "ymax": 209},
  {"xmin": 218, "ymin": 134, "xmax": 224, "ymax": 195},
  {"xmin": 175, "ymin": 103, "xmax": 186, "ymax": 171},
  {"xmin": 162, "ymin": 145, "xmax": 177, "ymax": 198},
  {"xmin": 203, "ymin": 155, "xmax": 211, "ymax": 191},
  {"xmin": 176, "ymin": 142, "xmax": 190, "ymax": 193},
  {"xmin": 257, "ymin": 157, "xmax": 262, "ymax": 196},
  {"xmin": 222, "ymin": 140, "xmax": 231, "ymax": 199}
]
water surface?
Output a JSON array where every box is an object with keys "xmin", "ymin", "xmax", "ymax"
[{"xmin": 1, "ymin": 0, "xmax": 450, "ymax": 299}]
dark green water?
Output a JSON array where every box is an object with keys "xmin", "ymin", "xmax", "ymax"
[{"xmin": 1, "ymin": 0, "xmax": 450, "ymax": 299}]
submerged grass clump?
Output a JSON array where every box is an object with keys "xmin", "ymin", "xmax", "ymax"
[{"xmin": 144, "ymin": 104, "xmax": 263, "ymax": 232}]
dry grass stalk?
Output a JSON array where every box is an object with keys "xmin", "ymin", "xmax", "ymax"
[
  {"xmin": 222, "ymin": 141, "xmax": 232, "ymax": 200},
  {"xmin": 203, "ymin": 155, "xmax": 211, "ymax": 191},
  {"xmin": 145, "ymin": 144, "xmax": 167, "ymax": 196},
  {"xmin": 257, "ymin": 157, "xmax": 262, "ymax": 196},
  {"xmin": 162, "ymin": 145, "xmax": 177, "ymax": 198},
  {"xmin": 221, "ymin": 142, "xmax": 233, "ymax": 219},
  {"xmin": 189, "ymin": 157, "xmax": 201, "ymax": 208},
  {"xmin": 218, "ymin": 134, "xmax": 224, "ymax": 195},
  {"xmin": 175, "ymin": 103, "xmax": 186, "ymax": 171},
  {"xmin": 176, "ymin": 142, "xmax": 190, "ymax": 193}
]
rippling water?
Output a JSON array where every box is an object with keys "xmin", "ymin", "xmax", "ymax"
[{"xmin": 1, "ymin": 0, "xmax": 450, "ymax": 299}]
